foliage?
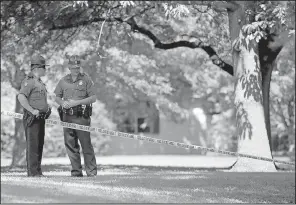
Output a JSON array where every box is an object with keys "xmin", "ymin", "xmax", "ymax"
[
  {"xmin": 232, "ymin": 1, "xmax": 295, "ymax": 49},
  {"xmin": 270, "ymin": 39, "xmax": 295, "ymax": 154},
  {"xmin": 1, "ymin": 82, "xmax": 17, "ymax": 158},
  {"xmin": 1, "ymin": 1, "xmax": 295, "ymax": 159}
]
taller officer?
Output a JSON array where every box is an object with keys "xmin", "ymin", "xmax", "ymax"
[
  {"xmin": 54, "ymin": 55, "xmax": 97, "ymax": 177},
  {"xmin": 18, "ymin": 55, "xmax": 51, "ymax": 177}
]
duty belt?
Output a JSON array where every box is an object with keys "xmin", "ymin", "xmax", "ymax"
[
  {"xmin": 37, "ymin": 112, "xmax": 47, "ymax": 119},
  {"xmin": 62, "ymin": 105, "xmax": 92, "ymax": 118},
  {"xmin": 23, "ymin": 108, "xmax": 51, "ymax": 126},
  {"xmin": 36, "ymin": 108, "xmax": 52, "ymax": 120}
]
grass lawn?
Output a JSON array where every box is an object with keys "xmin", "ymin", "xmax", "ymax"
[{"xmin": 1, "ymin": 164, "xmax": 295, "ymax": 203}]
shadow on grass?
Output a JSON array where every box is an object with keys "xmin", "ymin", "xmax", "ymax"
[
  {"xmin": 2, "ymin": 161, "xmax": 293, "ymax": 173},
  {"xmin": 1, "ymin": 164, "xmax": 233, "ymax": 173}
]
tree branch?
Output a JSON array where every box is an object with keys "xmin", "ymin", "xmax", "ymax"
[
  {"xmin": 49, "ymin": 17, "xmax": 118, "ymax": 30},
  {"xmin": 49, "ymin": 2, "xmax": 130, "ymax": 31},
  {"xmin": 48, "ymin": 4, "xmax": 234, "ymax": 75},
  {"xmin": 211, "ymin": 1, "xmax": 240, "ymax": 12},
  {"xmin": 166, "ymin": 0, "xmax": 236, "ymax": 12},
  {"xmin": 6, "ymin": 61, "xmax": 21, "ymax": 90},
  {"xmin": 124, "ymin": 17, "xmax": 234, "ymax": 75}
]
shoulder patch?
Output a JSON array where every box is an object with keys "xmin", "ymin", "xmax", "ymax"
[
  {"xmin": 64, "ymin": 74, "xmax": 71, "ymax": 79},
  {"xmin": 21, "ymin": 78, "xmax": 33, "ymax": 86},
  {"xmin": 63, "ymin": 74, "xmax": 71, "ymax": 81},
  {"xmin": 83, "ymin": 73, "xmax": 92, "ymax": 80}
]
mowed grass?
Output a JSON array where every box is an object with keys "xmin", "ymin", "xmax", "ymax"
[{"xmin": 1, "ymin": 165, "xmax": 295, "ymax": 203}]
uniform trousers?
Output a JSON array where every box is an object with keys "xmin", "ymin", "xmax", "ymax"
[
  {"xmin": 23, "ymin": 118, "xmax": 45, "ymax": 176},
  {"xmin": 62, "ymin": 113, "xmax": 97, "ymax": 176}
]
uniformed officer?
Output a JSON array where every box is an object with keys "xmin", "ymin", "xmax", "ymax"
[
  {"xmin": 54, "ymin": 55, "xmax": 97, "ymax": 177},
  {"xmin": 18, "ymin": 55, "xmax": 51, "ymax": 177}
]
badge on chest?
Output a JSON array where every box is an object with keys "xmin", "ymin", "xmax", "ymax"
[
  {"xmin": 40, "ymin": 89, "xmax": 46, "ymax": 96},
  {"xmin": 38, "ymin": 84, "xmax": 47, "ymax": 96}
]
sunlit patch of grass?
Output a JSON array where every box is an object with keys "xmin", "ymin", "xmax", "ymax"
[
  {"xmin": 161, "ymin": 175, "xmax": 207, "ymax": 180},
  {"xmin": 193, "ymin": 188, "xmax": 208, "ymax": 193},
  {"xmin": 222, "ymin": 198, "xmax": 245, "ymax": 203},
  {"xmin": 1, "ymin": 167, "xmax": 295, "ymax": 203},
  {"xmin": 224, "ymin": 186, "xmax": 237, "ymax": 192}
]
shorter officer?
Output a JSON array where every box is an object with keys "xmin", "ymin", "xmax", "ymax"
[
  {"xmin": 18, "ymin": 55, "xmax": 51, "ymax": 177},
  {"xmin": 54, "ymin": 55, "xmax": 97, "ymax": 177}
]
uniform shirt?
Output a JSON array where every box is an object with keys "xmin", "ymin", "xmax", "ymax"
[
  {"xmin": 19, "ymin": 72, "xmax": 48, "ymax": 112},
  {"xmin": 54, "ymin": 72, "xmax": 95, "ymax": 101}
]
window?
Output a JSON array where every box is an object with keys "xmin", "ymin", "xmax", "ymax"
[
  {"xmin": 137, "ymin": 117, "xmax": 150, "ymax": 133},
  {"xmin": 124, "ymin": 118, "xmax": 135, "ymax": 133},
  {"xmin": 118, "ymin": 118, "xmax": 135, "ymax": 133},
  {"xmin": 116, "ymin": 100, "xmax": 160, "ymax": 134}
]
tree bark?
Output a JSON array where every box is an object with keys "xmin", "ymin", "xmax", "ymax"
[
  {"xmin": 230, "ymin": 31, "xmax": 276, "ymax": 171},
  {"xmin": 258, "ymin": 35, "xmax": 283, "ymax": 168},
  {"xmin": 225, "ymin": 1, "xmax": 280, "ymax": 171},
  {"xmin": 10, "ymin": 96, "xmax": 26, "ymax": 168},
  {"xmin": 261, "ymin": 61, "xmax": 275, "ymax": 152},
  {"xmin": 8, "ymin": 69, "xmax": 27, "ymax": 168},
  {"xmin": 258, "ymin": 35, "xmax": 283, "ymax": 151}
]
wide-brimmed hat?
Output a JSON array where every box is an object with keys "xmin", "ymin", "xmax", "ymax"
[{"xmin": 31, "ymin": 55, "xmax": 49, "ymax": 66}]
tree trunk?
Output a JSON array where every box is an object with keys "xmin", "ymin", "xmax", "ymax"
[
  {"xmin": 259, "ymin": 34, "xmax": 283, "ymax": 168},
  {"xmin": 261, "ymin": 60, "xmax": 283, "ymax": 169},
  {"xmin": 230, "ymin": 31, "xmax": 276, "ymax": 172},
  {"xmin": 261, "ymin": 61, "xmax": 275, "ymax": 152},
  {"xmin": 9, "ymin": 96, "xmax": 26, "ymax": 168}
]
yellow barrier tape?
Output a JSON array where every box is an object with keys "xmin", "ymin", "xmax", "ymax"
[{"xmin": 1, "ymin": 110, "xmax": 294, "ymax": 166}]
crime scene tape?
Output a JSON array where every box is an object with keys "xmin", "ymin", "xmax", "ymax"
[{"xmin": 1, "ymin": 110, "xmax": 295, "ymax": 166}]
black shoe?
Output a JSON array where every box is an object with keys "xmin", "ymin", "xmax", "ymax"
[
  {"xmin": 87, "ymin": 174, "xmax": 96, "ymax": 177},
  {"xmin": 71, "ymin": 173, "xmax": 83, "ymax": 177},
  {"xmin": 28, "ymin": 174, "xmax": 44, "ymax": 177}
]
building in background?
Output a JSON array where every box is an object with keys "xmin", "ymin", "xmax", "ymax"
[{"xmin": 106, "ymin": 94, "xmax": 209, "ymax": 155}]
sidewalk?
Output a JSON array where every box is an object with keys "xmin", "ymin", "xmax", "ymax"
[{"xmin": 1, "ymin": 155, "xmax": 292, "ymax": 169}]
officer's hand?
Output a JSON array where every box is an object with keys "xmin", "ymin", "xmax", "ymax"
[
  {"xmin": 68, "ymin": 100, "xmax": 79, "ymax": 108},
  {"xmin": 62, "ymin": 101, "xmax": 70, "ymax": 109},
  {"xmin": 46, "ymin": 106, "xmax": 52, "ymax": 113},
  {"xmin": 32, "ymin": 109, "xmax": 40, "ymax": 117}
]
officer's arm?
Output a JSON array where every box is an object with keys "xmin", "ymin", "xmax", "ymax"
[
  {"xmin": 55, "ymin": 96, "xmax": 65, "ymax": 106},
  {"xmin": 18, "ymin": 80, "xmax": 37, "ymax": 113},
  {"xmin": 54, "ymin": 80, "xmax": 65, "ymax": 106},
  {"xmin": 18, "ymin": 94, "xmax": 35, "ymax": 113},
  {"xmin": 80, "ymin": 76, "xmax": 97, "ymax": 105},
  {"xmin": 76, "ymin": 95, "xmax": 96, "ymax": 105}
]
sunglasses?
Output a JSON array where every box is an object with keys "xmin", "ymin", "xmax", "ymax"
[
  {"xmin": 69, "ymin": 65, "xmax": 80, "ymax": 69},
  {"xmin": 31, "ymin": 64, "xmax": 46, "ymax": 70}
]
